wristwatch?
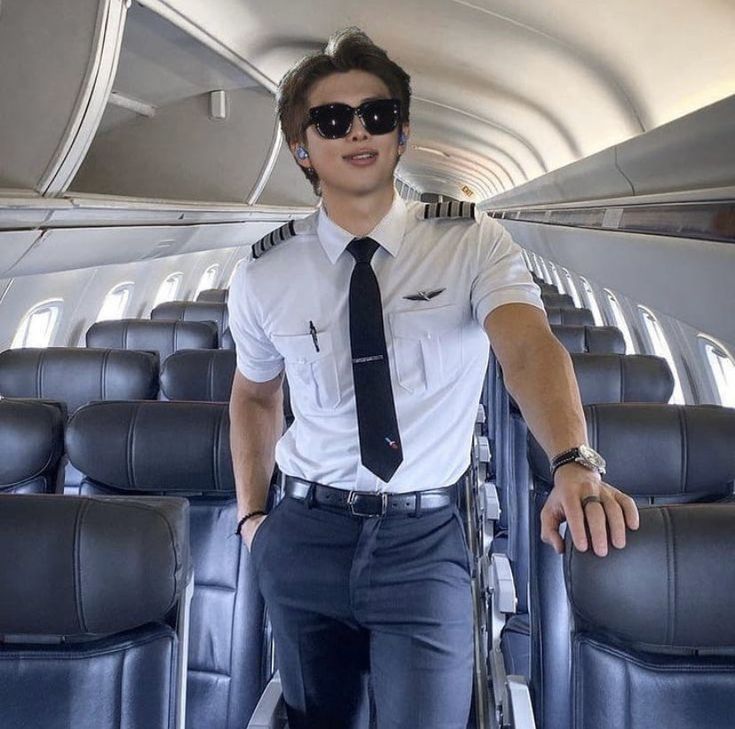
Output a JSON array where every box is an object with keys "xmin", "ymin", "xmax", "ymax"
[{"xmin": 550, "ymin": 444, "xmax": 606, "ymax": 478}]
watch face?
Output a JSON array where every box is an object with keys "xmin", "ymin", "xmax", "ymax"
[{"xmin": 579, "ymin": 444, "xmax": 606, "ymax": 470}]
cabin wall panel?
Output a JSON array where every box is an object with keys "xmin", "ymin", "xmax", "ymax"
[
  {"xmin": 71, "ymin": 87, "xmax": 277, "ymax": 202},
  {"xmin": 257, "ymin": 141, "xmax": 319, "ymax": 208},
  {"xmin": 0, "ymin": 0, "xmax": 104, "ymax": 190},
  {"xmin": 0, "ymin": 231, "xmax": 44, "ymax": 277},
  {"xmin": 504, "ymin": 219, "xmax": 735, "ymax": 350}
]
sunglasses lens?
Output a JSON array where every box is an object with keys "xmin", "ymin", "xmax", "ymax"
[
  {"xmin": 361, "ymin": 99, "xmax": 400, "ymax": 135},
  {"xmin": 311, "ymin": 104, "xmax": 353, "ymax": 139}
]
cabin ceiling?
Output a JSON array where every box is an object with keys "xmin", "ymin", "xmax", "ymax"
[{"xmin": 141, "ymin": 0, "xmax": 735, "ymax": 200}]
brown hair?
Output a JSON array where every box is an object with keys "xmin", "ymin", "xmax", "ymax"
[{"xmin": 276, "ymin": 27, "xmax": 411, "ymax": 196}]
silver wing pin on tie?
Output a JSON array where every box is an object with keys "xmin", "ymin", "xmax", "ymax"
[{"xmin": 402, "ymin": 287, "xmax": 446, "ymax": 302}]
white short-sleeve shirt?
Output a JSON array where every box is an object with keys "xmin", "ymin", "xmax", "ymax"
[{"xmin": 228, "ymin": 190, "xmax": 543, "ymax": 494}]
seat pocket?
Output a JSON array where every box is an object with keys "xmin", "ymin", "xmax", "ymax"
[
  {"xmin": 271, "ymin": 328, "xmax": 342, "ymax": 411},
  {"xmin": 389, "ymin": 304, "xmax": 463, "ymax": 393}
]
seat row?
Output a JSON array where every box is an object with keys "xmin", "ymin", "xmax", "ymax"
[{"xmin": 0, "ymin": 397, "xmax": 271, "ymax": 729}]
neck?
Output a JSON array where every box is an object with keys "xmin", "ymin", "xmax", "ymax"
[{"xmin": 321, "ymin": 183, "xmax": 395, "ymax": 238}]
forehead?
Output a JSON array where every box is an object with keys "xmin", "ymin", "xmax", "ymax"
[{"xmin": 307, "ymin": 69, "xmax": 391, "ymax": 108}]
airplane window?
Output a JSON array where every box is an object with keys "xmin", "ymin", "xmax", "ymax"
[
  {"xmin": 638, "ymin": 306, "xmax": 685, "ymax": 404},
  {"xmin": 195, "ymin": 265, "xmax": 220, "ymax": 299},
  {"xmin": 227, "ymin": 259, "xmax": 246, "ymax": 288},
  {"xmin": 548, "ymin": 261, "xmax": 566, "ymax": 294},
  {"xmin": 520, "ymin": 249, "xmax": 532, "ymax": 270},
  {"xmin": 530, "ymin": 252, "xmax": 543, "ymax": 278},
  {"xmin": 699, "ymin": 335, "xmax": 735, "ymax": 407},
  {"xmin": 562, "ymin": 268, "xmax": 583, "ymax": 308},
  {"xmin": 603, "ymin": 290, "xmax": 636, "ymax": 354},
  {"xmin": 538, "ymin": 257, "xmax": 552, "ymax": 283},
  {"xmin": 578, "ymin": 277, "xmax": 605, "ymax": 326},
  {"xmin": 153, "ymin": 272, "xmax": 184, "ymax": 308},
  {"xmin": 11, "ymin": 299, "xmax": 63, "ymax": 349},
  {"xmin": 96, "ymin": 282, "xmax": 134, "ymax": 322}
]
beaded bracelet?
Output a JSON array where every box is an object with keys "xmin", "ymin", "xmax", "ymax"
[{"xmin": 235, "ymin": 510, "xmax": 267, "ymax": 536}]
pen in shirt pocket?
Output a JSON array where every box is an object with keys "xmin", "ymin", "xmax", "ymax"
[{"xmin": 309, "ymin": 320, "xmax": 320, "ymax": 352}]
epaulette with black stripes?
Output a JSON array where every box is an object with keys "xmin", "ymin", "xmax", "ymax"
[
  {"xmin": 418, "ymin": 200, "xmax": 476, "ymax": 221},
  {"xmin": 251, "ymin": 220, "xmax": 298, "ymax": 260}
]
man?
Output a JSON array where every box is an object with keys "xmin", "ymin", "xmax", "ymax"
[{"xmin": 228, "ymin": 26, "xmax": 639, "ymax": 729}]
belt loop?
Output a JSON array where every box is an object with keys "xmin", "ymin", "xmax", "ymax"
[
  {"xmin": 413, "ymin": 490, "xmax": 422, "ymax": 519},
  {"xmin": 306, "ymin": 482, "xmax": 316, "ymax": 509}
]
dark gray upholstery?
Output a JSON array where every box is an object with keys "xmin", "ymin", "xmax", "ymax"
[
  {"xmin": 66, "ymin": 401, "xmax": 268, "ymax": 729},
  {"xmin": 545, "ymin": 306, "xmax": 594, "ymax": 326},
  {"xmin": 86, "ymin": 319, "xmax": 217, "ymax": 362},
  {"xmin": 528, "ymin": 405, "xmax": 735, "ymax": 729},
  {"xmin": 498, "ymin": 356, "xmax": 675, "ymax": 679},
  {"xmin": 563, "ymin": 503, "xmax": 735, "ymax": 729},
  {"xmin": 160, "ymin": 349, "xmax": 236, "ymax": 402},
  {"xmin": 551, "ymin": 324, "xmax": 626, "ymax": 354},
  {"xmin": 541, "ymin": 292, "xmax": 574, "ymax": 309},
  {"xmin": 0, "ymin": 493, "xmax": 189, "ymax": 729},
  {"xmin": 0, "ymin": 398, "xmax": 65, "ymax": 494},
  {"xmin": 221, "ymin": 328, "xmax": 235, "ymax": 350},
  {"xmin": 151, "ymin": 301, "xmax": 229, "ymax": 344},
  {"xmin": 196, "ymin": 288, "xmax": 229, "ymax": 303},
  {"xmin": 0, "ymin": 347, "xmax": 159, "ymax": 414}
]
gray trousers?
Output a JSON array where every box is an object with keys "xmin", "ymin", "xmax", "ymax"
[{"xmin": 250, "ymin": 486, "xmax": 474, "ymax": 729}]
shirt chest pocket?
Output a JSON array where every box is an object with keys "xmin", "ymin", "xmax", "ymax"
[
  {"xmin": 389, "ymin": 304, "xmax": 464, "ymax": 393},
  {"xmin": 271, "ymin": 329, "xmax": 342, "ymax": 411}
]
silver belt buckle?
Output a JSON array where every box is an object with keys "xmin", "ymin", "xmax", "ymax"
[{"xmin": 347, "ymin": 490, "xmax": 388, "ymax": 517}]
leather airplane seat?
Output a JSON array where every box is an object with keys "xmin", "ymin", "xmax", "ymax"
[
  {"xmin": 0, "ymin": 398, "xmax": 65, "ymax": 494},
  {"xmin": 160, "ymin": 349, "xmax": 236, "ymax": 402},
  {"xmin": 151, "ymin": 301, "xmax": 229, "ymax": 345},
  {"xmin": 527, "ymin": 404, "xmax": 735, "ymax": 729},
  {"xmin": 0, "ymin": 493, "xmax": 191, "ymax": 729},
  {"xmin": 66, "ymin": 400, "xmax": 269, "ymax": 729},
  {"xmin": 196, "ymin": 288, "xmax": 229, "ymax": 303},
  {"xmin": 545, "ymin": 305, "xmax": 594, "ymax": 327},
  {"xmin": 86, "ymin": 319, "xmax": 218, "ymax": 363}
]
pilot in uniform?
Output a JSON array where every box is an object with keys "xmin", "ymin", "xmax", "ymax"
[{"xmin": 228, "ymin": 192, "xmax": 544, "ymax": 729}]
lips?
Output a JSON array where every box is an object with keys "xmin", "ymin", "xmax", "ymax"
[{"xmin": 343, "ymin": 149, "xmax": 378, "ymax": 160}]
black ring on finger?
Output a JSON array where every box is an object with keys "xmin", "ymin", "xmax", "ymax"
[{"xmin": 581, "ymin": 495, "xmax": 603, "ymax": 509}]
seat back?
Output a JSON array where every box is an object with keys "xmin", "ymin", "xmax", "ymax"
[
  {"xmin": 528, "ymin": 404, "xmax": 735, "ymax": 729},
  {"xmin": 551, "ymin": 324, "xmax": 626, "ymax": 354},
  {"xmin": 0, "ymin": 493, "xmax": 190, "ymax": 729},
  {"xmin": 545, "ymin": 306, "xmax": 594, "ymax": 327},
  {"xmin": 0, "ymin": 348, "xmax": 159, "ymax": 414},
  {"xmin": 86, "ymin": 319, "xmax": 217, "ymax": 363},
  {"xmin": 564, "ymin": 502, "xmax": 735, "ymax": 729},
  {"xmin": 0, "ymin": 398, "xmax": 65, "ymax": 494},
  {"xmin": 541, "ymin": 292, "xmax": 574, "ymax": 309},
  {"xmin": 66, "ymin": 401, "xmax": 267, "ymax": 729},
  {"xmin": 196, "ymin": 288, "xmax": 229, "ymax": 303},
  {"xmin": 152, "ymin": 301, "xmax": 229, "ymax": 344},
  {"xmin": 160, "ymin": 350, "xmax": 236, "ymax": 402}
]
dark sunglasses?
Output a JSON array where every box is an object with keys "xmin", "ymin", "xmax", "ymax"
[{"xmin": 305, "ymin": 98, "xmax": 402, "ymax": 139}]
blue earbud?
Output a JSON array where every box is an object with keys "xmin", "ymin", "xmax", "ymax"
[
  {"xmin": 296, "ymin": 145, "xmax": 309, "ymax": 160},
  {"xmin": 399, "ymin": 132, "xmax": 407, "ymax": 145}
]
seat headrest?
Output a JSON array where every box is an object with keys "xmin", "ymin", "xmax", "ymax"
[
  {"xmin": 160, "ymin": 349, "xmax": 236, "ymax": 402},
  {"xmin": 0, "ymin": 494, "xmax": 189, "ymax": 637},
  {"xmin": 196, "ymin": 288, "xmax": 229, "ymax": 303},
  {"xmin": 0, "ymin": 348, "xmax": 159, "ymax": 414},
  {"xmin": 0, "ymin": 399, "xmax": 65, "ymax": 488},
  {"xmin": 221, "ymin": 328, "xmax": 235, "ymax": 350},
  {"xmin": 565, "ymin": 503, "xmax": 735, "ymax": 650},
  {"xmin": 66, "ymin": 401, "xmax": 235, "ymax": 494},
  {"xmin": 529, "ymin": 404, "xmax": 735, "ymax": 497},
  {"xmin": 151, "ymin": 301, "xmax": 229, "ymax": 341},
  {"xmin": 86, "ymin": 319, "xmax": 217, "ymax": 362},
  {"xmin": 546, "ymin": 306, "xmax": 595, "ymax": 327},
  {"xmin": 571, "ymin": 354, "xmax": 674, "ymax": 404},
  {"xmin": 541, "ymin": 292, "xmax": 575, "ymax": 309},
  {"xmin": 551, "ymin": 325, "xmax": 625, "ymax": 354}
]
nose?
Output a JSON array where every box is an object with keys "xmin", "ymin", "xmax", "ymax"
[{"xmin": 350, "ymin": 111, "xmax": 369, "ymax": 139}]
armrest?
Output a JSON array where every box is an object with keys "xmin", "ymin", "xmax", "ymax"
[
  {"xmin": 506, "ymin": 675, "xmax": 537, "ymax": 729},
  {"xmin": 476, "ymin": 403, "xmax": 486, "ymax": 426},
  {"xmin": 482, "ymin": 481, "xmax": 500, "ymax": 521},
  {"xmin": 491, "ymin": 553, "xmax": 517, "ymax": 615},
  {"xmin": 477, "ymin": 435, "xmax": 491, "ymax": 464},
  {"xmin": 247, "ymin": 672, "xmax": 287, "ymax": 729}
]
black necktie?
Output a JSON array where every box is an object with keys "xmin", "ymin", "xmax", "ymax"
[{"xmin": 346, "ymin": 237, "xmax": 403, "ymax": 482}]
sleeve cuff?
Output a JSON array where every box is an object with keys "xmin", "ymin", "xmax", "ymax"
[
  {"xmin": 236, "ymin": 361, "xmax": 284, "ymax": 383},
  {"xmin": 475, "ymin": 288, "xmax": 546, "ymax": 327}
]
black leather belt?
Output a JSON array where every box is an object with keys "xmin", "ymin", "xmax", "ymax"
[{"xmin": 283, "ymin": 475, "xmax": 460, "ymax": 517}]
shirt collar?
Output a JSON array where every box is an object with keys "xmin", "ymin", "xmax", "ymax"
[{"xmin": 316, "ymin": 190, "xmax": 407, "ymax": 264}]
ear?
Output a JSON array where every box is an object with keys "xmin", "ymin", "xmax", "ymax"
[
  {"xmin": 290, "ymin": 140, "xmax": 311, "ymax": 168},
  {"xmin": 398, "ymin": 124, "xmax": 410, "ymax": 151}
]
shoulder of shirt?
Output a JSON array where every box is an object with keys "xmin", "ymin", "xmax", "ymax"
[
  {"xmin": 250, "ymin": 213, "xmax": 317, "ymax": 260},
  {"xmin": 415, "ymin": 200, "xmax": 478, "ymax": 223}
]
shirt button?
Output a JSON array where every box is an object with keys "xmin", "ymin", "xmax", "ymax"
[{"xmin": 427, "ymin": 333, "xmax": 433, "ymax": 340}]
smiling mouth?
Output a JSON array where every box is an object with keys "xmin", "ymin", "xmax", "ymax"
[{"xmin": 344, "ymin": 151, "xmax": 378, "ymax": 160}]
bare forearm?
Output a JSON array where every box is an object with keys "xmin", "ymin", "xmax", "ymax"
[
  {"xmin": 229, "ymin": 384, "xmax": 283, "ymax": 515},
  {"xmin": 501, "ymin": 332, "xmax": 587, "ymax": 460}
]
